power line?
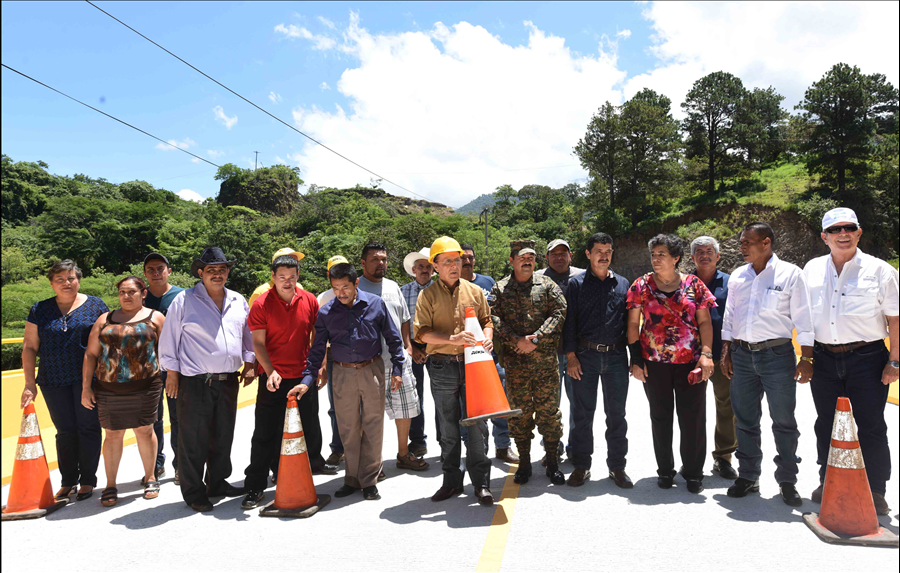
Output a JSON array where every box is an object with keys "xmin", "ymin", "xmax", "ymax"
[
  {"xmin": 85, "ymin": 0, "xmax": 429, "ymax": 201},
  {"xmin": 386, "ymin": 163, "xmax": 581, "ymax": 176},
  {"xmin": 1, "ymin": 63, "xmax": 222, "ymax": 169}
]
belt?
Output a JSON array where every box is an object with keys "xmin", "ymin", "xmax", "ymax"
[
  {"xmin": 429, "ymin": 353, "xmax": 466, "ymax": 363},
  {"xmin": 578, "ymin": 338, "xmax": 624, "ymax": 353},
  {"xmin": 184, "ymin": 372, "xmax": 236, "ymax": 385},
  {"xmin": 734, "ymin": 338, "xmax": 792, "ymax": 352},
  {"xmin": 816, "ymin": 340, "xmax": 879, "ymax": 354},
  {"xmin": 333, "ymin": 357, "xmax": 378, "ymax": 369}
]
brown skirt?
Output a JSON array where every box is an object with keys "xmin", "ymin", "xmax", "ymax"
[{"xmin": 94, "ymin": 376, "xmax": 163, "ymax": 431}]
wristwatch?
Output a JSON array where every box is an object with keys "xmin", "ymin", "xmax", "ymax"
[
  {"xmin": 889, "ymin": 360, "xmax": 900, "ymax": 369},
  {"xmin": 800, "ymin": 356, "xmax": 815, "ymax": 365}
]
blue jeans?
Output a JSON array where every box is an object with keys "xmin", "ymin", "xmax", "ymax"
[
  {"xmin": 730, "ymin": 343, "xmax": 800, "ymax": 483},
  {"xmin": 326, "ymin": 351, "xmax": 344, "ymax": 455},
  {"xmin": 811, "ymin": 341, "xmax": 890, "ymax": 494},
  {"xmin": 569, "ymin": 348, "xmax": 629, "ymax": 471},
  {"xmin": 409, "ymin": 359, "xmax": 429, "ymax": 448},
  {"xmin": 441, "ymin": 357, "xmax": 511, "ymax": 451},
  {"xmin": 427, "ymin": 359, "xmax": 491, "ymax": 490}
]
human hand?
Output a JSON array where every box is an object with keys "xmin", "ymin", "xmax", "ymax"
[
  {"xmin": 698, "ymin": 355, "xmax": 714, "ymax": 381},
  {"xmin": 566, "ymin": 353, "xmax": 582, "ymax": 380},
  {"xmin": 721, "ymin": 353, "xmax": 733, "ymax": 380},
  {"xmin": 391, "ymin": 375, "xmax": 402, "ymax": 392},
  {"xmin": 316, "ymin": 366, "xmax": 328, "ymax": 390},
  {"xmin": 516, "ymin": 336, "xmax": 537, "ymax": 354},
  {"xmin": 882, "ymin": 362, "xmax": 899, "ymax": 385},
  {"xmin": 166, "ymin": 373, "xmax": 179, "ymax": 399},
  {"xmin": 242, "ymin": 363, "xmax": 257, "ymax": 386},
  {"xmin": 287, "ymin": 384, "xmax": 310, "ymax": 399},
  {"xmin": 482, "ymin": 338, "xmax": 493, "ymax": 353},
  {"xmin": 412, "ymin": 346, "xmax": 428, "ymax": 364},
  {"xmin": 631, "ymin": 364, "xmax": 648, "ymax": 383},
  {"xmin": 450, "ymin": 332, "xmax": 478, "ymax": 347},
  {"xmin": 81, "ymin": 387, "xmax": 96, "ymax": 410},
  {"xmin": 267, "ymin": 370, "xmax": 282, "ymax": 392},
  {"xmin": 795, "ymin": 360, "xmax": 813, "ymax": 384},
  {"xmin": 21, "ymin": 384, "xmax": 37, "ymax": 409}
]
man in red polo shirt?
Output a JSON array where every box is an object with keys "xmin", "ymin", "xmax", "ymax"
[{"xmin": 240, "ymin": 253, "xmax": 334, "ymax": 509}]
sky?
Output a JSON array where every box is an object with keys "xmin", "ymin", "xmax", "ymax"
[{"xmin": 2, "ymin": 1, "xmax": 898, "ymax": 209}]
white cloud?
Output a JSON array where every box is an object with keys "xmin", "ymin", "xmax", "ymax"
[
  {"xmin": 274, "ymin": 23, "xmax": 336, "ymax": 50},
  {"xmin": 177, "ymin": 189, "xmax": 205, "ymax": 203},
  {"xmin": 616, "ymin": 29, "xmax": 631, "ymax": 39},
  {"xmin": 285, "ymin": 15, "xmax": 623, "ymax": 206},
  {"xmin": 625, "ymin": 1, "xmax": 900, "ymax": 116},
  {"xmin": 320, "ymin": 82, "xmax": 330, "ymax": 90},
  {"xmin": 154, "ymin": 137, "xmax": 196, "ymax": 151},
  {"xmin": 268, "ymin": 91, "xmax": 283, "ymax": 104},
  {"xmin": 212, "ymin": 105, "xmax": 238, "ymax": 130},
  {"xmin": 191, "ymin": 157, "xmax": 201, "ymax": 163},
  {"xmin": 274, "ymin": 155, "xmax": 288, "ymax": 165},
  {"xmin": 318, "ymin": 16, "xmax": 336, "ymax": 30},
  {"xmin": 207, "ymin": 150, "xmax": 224, "ymax": 158}
]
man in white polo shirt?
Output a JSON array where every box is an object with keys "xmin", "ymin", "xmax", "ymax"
[
  {"xmin": 803, "ymin": 207, "xmax": 899, "ymax": 515},
  {"xmin": 720, "ymin": 222, "xmax": 814, "ymax": 507}
]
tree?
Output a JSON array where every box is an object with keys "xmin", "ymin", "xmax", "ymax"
[
  {"xmin": 574, "ymin": 101, "xmax": 621, "ymax": 207},
  {"xmin": 681, "ymin": 71, "xmax": 748, "ymax": 194},
  {"xmin": 796, "ymin": 63, "xmax": 899, "ymax": 197},
  {"xmin": 734, "ymin": 87, "xmax": 788, "ymax": 172},
  {"xmin": 215, "ymin": 163, "xmax": 303, "ymax": 215}
]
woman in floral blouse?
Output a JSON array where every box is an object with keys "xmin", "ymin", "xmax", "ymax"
[{"xmin": 626, "ymin": 234, "xmax": 716, "ymax": 494}]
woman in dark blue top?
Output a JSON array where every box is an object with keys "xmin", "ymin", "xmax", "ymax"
[{"xmin": 21, "ymin": 260, "xmax": 109, "ymax": 501}]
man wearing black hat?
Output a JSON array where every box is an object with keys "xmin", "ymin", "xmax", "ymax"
[
  {"xmin": 144, "ymin": 252, "xmax": 185, "ymax": 485},
  {"xmin": 158, "ymin": 247, "xmax": 257, "ymax": 512}
]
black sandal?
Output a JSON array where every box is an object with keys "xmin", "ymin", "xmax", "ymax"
[
  {"xmin": 101, "ymin": 487, "xmax": 118, "ymax": 507},
  {"xmin": 54, "ymin": 485, "xmax": 77, "ymax": 501},
  {"xmin": 76, "ymin": 486, "xmax": 94, "ymax": 501},
  {"xmin": 143, "ymin": 480, "xmax": 160, "ymax": 499}
]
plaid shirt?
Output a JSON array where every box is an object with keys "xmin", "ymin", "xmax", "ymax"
[{"xmin": 400, "ymin": 279, "xmax": 432, "ymax": 335}]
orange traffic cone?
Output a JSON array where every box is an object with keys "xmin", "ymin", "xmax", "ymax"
[
  {"xmin": 259, "ymin": 396, "xmax": 330, "ymax": 518},
  {"xmin": 2, "ymin": 404, "xmax": 68, "ymax": 520},
  {"xmin": 460, "ymin": 307, "xmax": 522, "ymax": 426},
  {"xmin": 803, "ymin": 397, "xmax": 898, "ymax": 547}
]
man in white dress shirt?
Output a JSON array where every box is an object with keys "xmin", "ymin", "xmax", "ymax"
[
  {"xmin": 803, "ymin": 207, "xmax": 899, "ymax": 515},
  {"xmin": 720, "ymin": 222, "xmax": 814, "ymax": 507}
]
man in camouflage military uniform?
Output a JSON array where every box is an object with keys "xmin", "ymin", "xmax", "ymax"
[{"xmin": 489, "ymin": 240, "xmax": 568, "ymax": 485}]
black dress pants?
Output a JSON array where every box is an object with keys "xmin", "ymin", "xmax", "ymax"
[
  {"xmin": 643, "ymin": 361, "xmax": 707, "ymax": 480},
  {"xmin": 41, "ymin": 383, "xmax": 102, "ymax": 488},
  {"xmin": 243, "ymin": 373, "xmax": 326, "ymax": 492},
  {"xmin": 177, "ymin": 373, "xmax": 239, "ymax": 504}
]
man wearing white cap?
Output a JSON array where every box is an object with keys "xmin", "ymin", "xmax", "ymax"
[
  {"xmin": 249, "ymin": 248, "xmax": 305, "ymax": 306},
  {"xmin": 803, "ymin": 207, "xmax": 898, "ymax": 515},
  {"xmin": 401, "ymin": 247, "xmax": 434, "ymax": 456},
  {"xmin": 536, "ymin": 238, "xmax": 584, "ymax": 460}
]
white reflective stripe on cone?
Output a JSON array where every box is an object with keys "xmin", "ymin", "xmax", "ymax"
[
  {"xmin": 284, "ymin": 406, "xmax": 302, "ymax": 434},
  {"xmin": 828, "ymin": 446, "xmax": 865, "ymax": 470},
  {"xmin": 830, "ymin": 409, "xmax": 858, "ymax": 442},
  {"xmin": 15, "ymin": 441, "xmax": 45, "ymax": 461},
  {"xmin": 19, "ymin": 413, "xmax": 40, "ymax": 438},
  {"xmin": 281, "ymin": 436, "xmax": 308, "ymax": 456}
]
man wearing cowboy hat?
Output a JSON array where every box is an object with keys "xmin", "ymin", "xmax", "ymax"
[
  {"xmin": 159, "ymin": 247, "xmax": 257, "ymax": 512},
  {"xmin": 401, "ymin": 247, "xmax": 434, "ymax": 457}
]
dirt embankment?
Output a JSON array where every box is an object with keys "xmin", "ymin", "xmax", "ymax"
[{"xmin": 609, "ymin": 205, "xmax": 829, "ymax": 282}]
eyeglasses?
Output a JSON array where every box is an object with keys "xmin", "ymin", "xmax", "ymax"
[{"xmin": 824, "ymin": 224, "xmax": 859, "ymax": 234}]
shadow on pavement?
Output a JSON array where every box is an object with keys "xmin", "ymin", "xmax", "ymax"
[
  {"xmin": 378, "ymin": 473, "xmax": 509, "ymax": 529},
  {"xmin": 712, "ymin": 493, "xmax": 804, "ymax": 524}
]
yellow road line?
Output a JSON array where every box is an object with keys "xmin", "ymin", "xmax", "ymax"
[{"xmin": 475, "ymin": 463, "xmax": 521, "ymax": 572}]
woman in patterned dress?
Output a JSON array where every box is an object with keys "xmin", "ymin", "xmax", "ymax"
[
  {"xmin": 626, "ymin": 235, "xmax": 716, "ymax": 494},
  {"xmin": 81, "ymin": 276, "xmax": 165, "ymax": 506}
]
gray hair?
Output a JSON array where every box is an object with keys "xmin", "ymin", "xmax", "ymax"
[{"xmin": 690, "ymin": 236, "xmax": 720, "ymax": 256}]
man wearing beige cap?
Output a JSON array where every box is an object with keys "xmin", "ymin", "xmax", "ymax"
[
  {"xmin": 803, "ymin": 207, "xmax": 898, "ymax": 515},
  {"xmin": 401, "ymin": 247, "xmax": 434, "ymax": 456},
  {"xmin": 249, "ymin": 248, "xmax": 305, "ymax": 306},
  {"xmin": 536, "ymin": 238, "xmax": 584, "ymax": 461}
]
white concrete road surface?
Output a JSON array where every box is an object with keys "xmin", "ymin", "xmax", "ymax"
[{"xmin": 3, "ymin": 373, "xmax": 898, "ymax": 572}]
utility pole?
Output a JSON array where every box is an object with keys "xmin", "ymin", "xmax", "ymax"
[
  {"xmin": 479, "ymin": 206, "xmax": 490, "ymax": 277},
  {"xmin": 254, "ymin": 151, "xmax": 259, "ymax": 170}
]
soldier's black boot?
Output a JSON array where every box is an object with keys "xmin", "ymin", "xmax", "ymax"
[
  {"xmin": 513, "ymin": 441, "xmax": 531, "ymax": 485},
  {"xmin": 544, "ymin": 441, "xmax": 566, "ymax": 485}
]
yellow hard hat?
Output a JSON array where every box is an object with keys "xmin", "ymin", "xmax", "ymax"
[
  {"xmin": 428, "ymin": 236, "xmax": 463, "ymax": 264},
  {"xmin": 326, "ymin": 255, "xmax": 349, "ymax": 270},
  {"xmin": 272, "ymin": 247, "xmax": 304, "ymax": 262}
]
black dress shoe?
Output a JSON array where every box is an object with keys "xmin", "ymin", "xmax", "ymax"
[
  {"xmin": 811, "ymin": 483, "xmax": 823, "ymax": 504},
  {"xmin": 410, "ymin": 444, "xmax": 427, "ymax": 457},
  {"xmin": 657, "ymin": 475, "xmax": 674, "ymax": 489},
  {"xmin": 727, "ymin": 477, "xmax": 759, "ymax": 498},
  {"xmin": 190, "ymin": 499, "xmax": 214, "ymax": 512},
  {"xmin": 546, "ymin": 465, "xmax": 565, "ymax": 486},
  {"xmin": 873, "ymin": 492, "xmax": 891, "ymax": 515},
  {"xmin": 363, "ymin": 486, "xmax": 380, "ymax": 500},
  {"xmin": 686, "ymin": 478, "xmax": 704, "ymax": 494},
  {"xmin": 476, "ymin": 488, "xmax": 494, "ymax": 506},
  {"xmin": 311, "ymin": 463, "xmax": 339, "ymax": 476},
  {"xmin": 514, "ymin": 456, "xmax": 532, "ymax": 484},
  {"xmin": 241, "ymin": 490, "xmax": 265, "ymax": 509},
  {"xmin": 713, "ymin": 458, "xmax": 738, "ymax": 480},
  {"xmin": 567, "ymin": 468, "xmax": 591, "ymax": 487},
  {"xmin": 208, "ymin": 484, "xmax": 245, "ymax": 498},
  {"xmin": 334, "ymin": 485, "xmax": 359, "ymax": 498},
  {"xmin": 431, "ymin": 486, "xmax": 464, "ymax": 502},
  {"xmin": 780, "ymin": 482, "xmax": 802, "ymax": 507},
  {"xmin": 609, "ymin": 469, "xmax": 634, "ymax": 489}
]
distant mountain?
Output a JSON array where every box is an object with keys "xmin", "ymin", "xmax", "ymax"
[{"xmin": 456, "ymin": 192, "xmax": 497, "ymax": 214}]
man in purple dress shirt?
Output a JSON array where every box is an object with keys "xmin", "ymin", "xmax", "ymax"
[
  {"xmin": 289, "ymin": 262, "xmax": 404, "ymax": 501},
  {"xmin": 159, "ymin": 247, "xmax": 256, "ymax": 512}
]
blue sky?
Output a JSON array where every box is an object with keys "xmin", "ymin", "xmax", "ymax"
[{"xmin": 2, "ymin": 1, "xmax": 898, "ymax": 208}]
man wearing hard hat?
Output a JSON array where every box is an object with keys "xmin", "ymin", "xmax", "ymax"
[{"xmin": 414, "ymin": 237, "xmax": 496, "ymax": 506}]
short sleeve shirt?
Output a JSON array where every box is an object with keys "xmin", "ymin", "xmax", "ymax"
[
  {"xmin": 626, "ymin": 274, "xmax": 716, "ymax": 364},
  {"xmin": 145, "ymin": 285, "xmax": 185, "ymax": 316},
  {"xmin": 27, "ymin": 295, "xmax": 110, "ymax": 387},
  {"xmin": 247, "ymin": 287, "xmax": 319, "ymax": 379}
]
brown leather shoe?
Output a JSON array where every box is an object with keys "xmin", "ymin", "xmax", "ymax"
[
  {"xmin": 431, "ymin": 486, "xmax": 464, "ymax": 502},
  {"xmin": 476, "ymin": 488, "xmax": 494, "ymax": 506},
  {"xmin": 495, "ymin": 448, "xmax": 519, "ymax": 463},
  {"xmin": 811, "ymin": 483, "xmax": 823, "ymax": 504},
  {"xmin": 325, "ymin": 451, "xmax": 345, "ymax": 466},
  {"xmin": 873, "ymin": 492, "xmax": 890, "ymax": 515},
  {"xmin": 567, "ymin": 468, "xmax": 591, "ymax": 487},
  {"xmin": 609, "ymin": 469, "xmax": 633, "ymax": 489}
]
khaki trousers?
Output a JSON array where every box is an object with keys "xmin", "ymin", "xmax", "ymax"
[
  {"xmin": 710, "ymin": 362, "xmax": 738, "ymax": 462},
  {"xmin": 333, "ymin": 357, "xmax": 386, "ymax": 489}
]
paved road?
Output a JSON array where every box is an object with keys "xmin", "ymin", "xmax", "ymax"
[{"xmin": 3, "ymin": 373, "xmax": 898, "ymax": 572}]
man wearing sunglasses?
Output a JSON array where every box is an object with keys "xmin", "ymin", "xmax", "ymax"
[{"xmin": 803, "ymin": 207, "xmax": 899, "ymax": 515}]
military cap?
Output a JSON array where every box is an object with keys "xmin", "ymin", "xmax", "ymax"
[{"xmin": 510, "ymin": 240, "xmax": 537, "ymax": 258}]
